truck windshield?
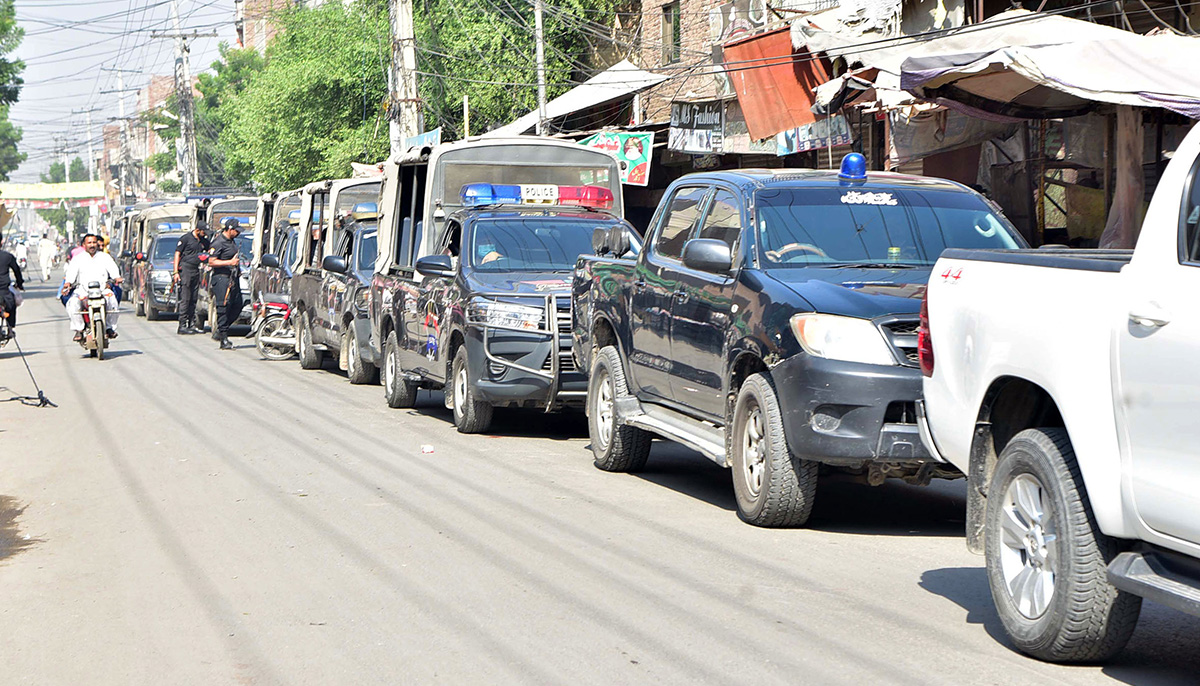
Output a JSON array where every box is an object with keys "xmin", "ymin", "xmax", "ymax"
[
  {"xmin": 152, "ymin": 235, "xmax": 179, "ymax": 261},
  {"xmin": 755, "ymin": 187, "xmax": 1020, "ymax": 267},
  {"xmin": 469, "ymin": 218, "xmax": 608, "ymax": 273}
]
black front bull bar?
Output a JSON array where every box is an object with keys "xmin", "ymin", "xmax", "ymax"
[{"xmin": 465, "ymin": 293, "xmax": 576, "ymax": 406}]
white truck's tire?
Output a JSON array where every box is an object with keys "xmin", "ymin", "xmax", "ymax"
[{"xmin": 985, "ymin": 427, "xmax": 1142, "ymax": 662}]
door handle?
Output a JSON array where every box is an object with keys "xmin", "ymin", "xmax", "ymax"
[{"xmin": 1129, "ymin": 304, "xmax": 1170, "ymax": 328}]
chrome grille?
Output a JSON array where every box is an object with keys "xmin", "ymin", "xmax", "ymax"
[{"xmin": 878, "ymin": 317, "xmax": 920, "ymax": 368}]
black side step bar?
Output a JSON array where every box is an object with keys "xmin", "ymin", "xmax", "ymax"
[{"xmin": 1108, "ymin": 547, "xmax": 1200, "ymax": 618}]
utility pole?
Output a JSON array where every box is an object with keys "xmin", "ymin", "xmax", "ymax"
[
  {"xmin": 100, "ymin": 67, "xmax": 140, "ymax": 204},
  {"xmin": 389, "ymin": 0, "xmax": 420, "ymax": 153},
  {"xmin": 533, "ymin": 0, "xmax": 547, "ymax": 136},
  {"xmin": 73, "ymin": 108, "xmax": 101, "ymax": 181},
  {"xmin": 152, "ymin": 10, "xmax": 218, "ymax": 196}
]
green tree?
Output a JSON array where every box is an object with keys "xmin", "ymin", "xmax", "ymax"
[
  {"xmin": 222, "ymin": 0, "xmax": 390, "ymax": 191},
  {"xmin": 37, "ymin": 157, "xmax": 90, "ymax": 229},
  {"xmin": 0, "ymin": 1, "xmax": 23, "ymax": 180},
  {"xmin": 141, "ymin": 43, "xmax": 266, "ymax": 187},
  {"xmin": 415, "ymin": 0, "xmax": 626, "ymax": 138}
]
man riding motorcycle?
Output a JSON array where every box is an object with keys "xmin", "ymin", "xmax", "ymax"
[{"xmin": 61, "ymin": 233, "xmax": 122, "ymax": 341}]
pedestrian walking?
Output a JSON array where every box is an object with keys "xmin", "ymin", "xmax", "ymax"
[
  {"xmin": 38, "ymin": 233, "xmax": 56, "ymax": 281},
  {"xmin": 208, "ymin": 218, "xmax": 244, "ymax": 350},
  {"xmin": 173, "ymin": 220, "xmax": 210, "ymax": 334}
]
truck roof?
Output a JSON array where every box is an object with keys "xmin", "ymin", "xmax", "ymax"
[
  {"xmin": 679, "ymin": 169, "xmax": 974, "ymax": 194},
  {"xmin": 448, "ymin": 206, "xmax": 626, "ymax": 223}
]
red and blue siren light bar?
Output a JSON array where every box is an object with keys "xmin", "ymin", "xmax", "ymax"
[{"xmin": 459, "ymin": 183, "xmax": 614, "ymax": 210}]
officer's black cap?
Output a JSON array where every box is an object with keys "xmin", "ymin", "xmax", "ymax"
[{"xmin": 222, "ymin": 217, "xmax": 241, "ymax": 232}]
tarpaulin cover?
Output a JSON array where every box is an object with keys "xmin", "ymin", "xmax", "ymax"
[
  {"xmin": 722, "ymin": 27, "xmax": 831, "ymax": 141},
  {"xmin": 484, "ymin": 60, "xmax": 667, "ymax": 138},
  {"xmin": 899, "ymin": 10, "xmax": 1200, "ymax": 119}
]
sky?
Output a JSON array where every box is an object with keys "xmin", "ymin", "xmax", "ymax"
[{"xmin": 8, "ymin": 0, "xmax": 240, "ymax": 183}]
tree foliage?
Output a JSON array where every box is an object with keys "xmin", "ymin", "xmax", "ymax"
[
  {"xmin": 143, "ymin": 43, "xmax": 266, "ymax": 188},
  {"xmin": 222, "ymin": 0, "xmax": 390, "ymax": 191},
  {"xmin": 36, "ymin": 157, "xmax": 90, "ymax": 229},
  {"xmin": 0, "ymin": 1, "xmax": 22, "ymax": 180},
  {"xmin": 415, "ymin": 0, "xmax": 626, "ymax": 138}
]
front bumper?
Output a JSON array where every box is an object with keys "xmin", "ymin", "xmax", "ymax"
[
  {"xmin": 465, "ymin": 328, "xmax": 585, "ymax": 408},
  {"xmin": 149, "ymin": 284, "xmax": 178, "ymax": 312},
  {"xmin": 773, "ymin": 354, "xmax": 937, "ymax": 466}
]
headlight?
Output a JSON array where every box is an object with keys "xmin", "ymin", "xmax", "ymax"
[
  {"xmin": 790, "ymin": 313, "xmax": 896, "ymax": 366},
  {"xmin": 151, "ymin": 269, "xmax": 172, "ymax": 284},
  {"xmin": 469, "ymin": 299, "xmax": 543, "ymax": 331}
]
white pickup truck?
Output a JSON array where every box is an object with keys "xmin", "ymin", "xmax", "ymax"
[{"xmin": 919, "ymin": 123, "xmax": 1200, "ymax": 663}]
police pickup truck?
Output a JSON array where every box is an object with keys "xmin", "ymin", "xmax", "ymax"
[
  {"xmin": 573, "ymin": 155, "xmax": 1025, "ymax": 527},
  {"xmin": 380, "ymin": 181, "xmax": 635, "ymax": 433}
]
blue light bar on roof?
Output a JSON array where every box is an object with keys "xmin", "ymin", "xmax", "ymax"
[
  {"xmin": 352, "ymin": 202, "xmax": 378, "ymax": 214},
  {"xmin": 461, "ymin": 183, "xmax": 522, "ymax": 207},
  {"xmin": 838, "ymin": 153, "xmax": 867, "ymax": 182}
]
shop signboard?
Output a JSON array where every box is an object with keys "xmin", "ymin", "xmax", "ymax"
[
  {"xmin": 669, "ymin": 100, "xmax": 725, "ymax": 154},
  {"xmin": 578, "ymin": 131, "xmax": 654, "ymax": 186},
  {"xmin": 775, "ymin": 114, "xmax": 853, "ymax": 156},
  {"xmin": 406, "ymin": 128, "xmax": 443, "ymax": 149}
]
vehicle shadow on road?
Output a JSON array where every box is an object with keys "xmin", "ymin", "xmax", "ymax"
[
  {"xmin": 85, "ymin": 349, "xmax": 144, "ymax": 360},
  {"xmin": 404, "ymin": 391, "xmax": 589, "ymax": 441},
  {"xmin": 632, "ymin": 443, "xmax": 737, "ymax": 512},
  {"xmin": 805, "ymin": 476, "xmax": 968, "ymax": 537},
  {"xmin": 919, "ymin": 567, "xmax": 1009, "ymax": 643},
  {"xmin": 0, "ymin": 496, "xmax": 42, "ymax": 563}
]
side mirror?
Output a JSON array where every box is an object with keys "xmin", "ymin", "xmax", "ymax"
[
  {"xmin": 134, "ymin": 252, "xmax": 145, "ymax": 261},
  {"xmin": 608, "ymin": 225, "xmax": 632, "ymax": 258},
  {"xmin": 122, "ymin": 250, "xmax": 133, "ymax": 259},
  {"xmin": 682, "ymin": 238, "xmax": 733, "ymax": 274},
  {"xmin": 415, "ymin": 254, "xmax": 454, "ymax": 278},
  {"xmin": 591, "ymin": 227, "xmax": 610, "ymax": 255},
  {"xmin": 322, "ymin": 255, "xmax": 349, "ymax": 274},
  {"xmin": 261, "ymin": 253, "xmax": 280, "ymax": 268}
]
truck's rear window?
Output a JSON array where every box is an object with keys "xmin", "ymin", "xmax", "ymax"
[{"xmin": 756, "ymin": 187, "xmax": 1020, "ymax": 267}]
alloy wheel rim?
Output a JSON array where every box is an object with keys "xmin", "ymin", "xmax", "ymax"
[
  {"xmin": 594, "ymin": 369, "xmax": 614, "ymax": 451},
  {"xmin": 740, "ymin": 403, "xmax": 765, "ymax": 497},
  {"xmin": 998, "ymin": 473, "xmax": 1058, "ymax": 619},
  {"xmin": 454, "ymin": 364, "xmax": 467, "ymax": 415},
  {"xmin": 385, "ymin": 346, "xmax": 396, "ymax": 390},
  {"xmin": 348, "ymin": 332, "xmax": 358, "ymax": 374}
]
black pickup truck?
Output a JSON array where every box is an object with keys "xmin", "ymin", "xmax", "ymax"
[{"xmin": 572, "ymin": 157, "xmax": 1025, "ymax": 527}]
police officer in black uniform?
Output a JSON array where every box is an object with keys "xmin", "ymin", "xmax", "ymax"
[
  {"xmin": 173, "ymin": 219, "xmax": 210, "ymax": 334},
  {"xmin": 208, "ymin": 217, "xmax": 244, "ymax": 350}
]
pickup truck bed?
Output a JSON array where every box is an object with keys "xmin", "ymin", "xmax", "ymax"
[{"xmin": 940, "ymin": 248, "xmax": 1132, "ymax": 271}]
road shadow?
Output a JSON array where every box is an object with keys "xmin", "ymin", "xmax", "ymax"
[
  {"xmin": 405, "ymin": 392, "xmax": 588, "ymax": 441},
  {"xmin": 805, "ymin": 475, "xmax": 968, "ymax": 537},
  {"xmin": 0, "ymin": 348, "xmax": 39, "ymax": 359},
  {"xmin": 93, "ymin": 349, "xmax": 144, "ymax": 359},
  {"xmin": 923, "ymin": 567, "xmax": 1200, "ymax": 684},
  {"xmin": 633, "ymin": 442, "xmax": 737, "ymax": 512},
  {"xmin": 0, "ymin": 496, "xmax": 41, "ymax": 563}
]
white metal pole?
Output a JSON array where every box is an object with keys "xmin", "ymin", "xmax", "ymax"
[{"xmin": 534, "ymin": 0, "xmax": 547, "ymax": 136}]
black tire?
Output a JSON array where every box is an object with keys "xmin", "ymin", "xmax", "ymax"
[
  {"xmin": 92, "ymin": 318, "xmax": 105, "ymax": 361},
  {"xmin": 587, "ymin": 345, "xmax": 651, "ymax": 472},
  {"xmin": 346, "ymin": 325, "xmax": 378, "ymax": 385},
  {"xmin": 985, "ymin": 428, "xmax": 1142, "ymax": 663},
  {"xmin": 145, "ymin": 293, "xmax": 160, "ymax": 321},
  {"xmin": 730, "ymin": 373, "xmax": 818, "ymax": 527},
  {"xmin": 383, "ymin": 330, "xmax": 417, "ymax": 408},
  {"xmin": 297, "ymin": 310, "xmax": 323, "ymax": 370},
  {"xmin": 450, "ymin": 345, "xmax": 492, "ymax": 433}
]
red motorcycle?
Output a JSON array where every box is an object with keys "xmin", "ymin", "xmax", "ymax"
[{"xmin": 253, "ymin": 298, "xmax": 295, "ymax": 361}]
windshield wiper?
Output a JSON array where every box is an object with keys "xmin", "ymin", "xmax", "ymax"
[{"xmin": 821, "ymin": 262, "xmax": 923, "ymax": 269}]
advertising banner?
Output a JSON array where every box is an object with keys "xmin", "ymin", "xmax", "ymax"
[
  {"xmin": 0, "ymin": 180, "xmax": 107, "ymax": 201},
  {"xmin": 669, "ymin": 100, "xmax": 725, "ymax": 154},
  {"xmin": 578, "ymin": 131, "xmax": 654, "ymax": 186},
  {"xmin": 775, "ymin": 114, "xmax": 853, "ymax": 156}
]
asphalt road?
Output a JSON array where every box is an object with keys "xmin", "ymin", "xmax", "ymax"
[{"xmin": 3, "ymin": 275, "xmax": 1199, "ymax": 685}]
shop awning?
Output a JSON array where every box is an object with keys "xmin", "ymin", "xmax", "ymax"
[
  {"xmin": 483, "ymin": 60, "xmax": 667, "ymax": 138},
  {"xmin": 900, "ymin": 18, "xmax": 1200, "ymax": 119},
  {"xmin": 721, "ymin": 26, "xmax": 832, "ymax": 141}
]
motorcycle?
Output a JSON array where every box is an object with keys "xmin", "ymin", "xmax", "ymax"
[
  {"xmin": 78, "ymin": 281, "xmax": 113, "ymax": 360},
  {"xmin": 253, "ymin": 298, "xmax": 295, "ymax": 361}
]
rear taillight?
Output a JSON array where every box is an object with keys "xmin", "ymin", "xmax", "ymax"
[{"xmin": 918, "ymin": 289, "xmax": 934, "ymax": 377}]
